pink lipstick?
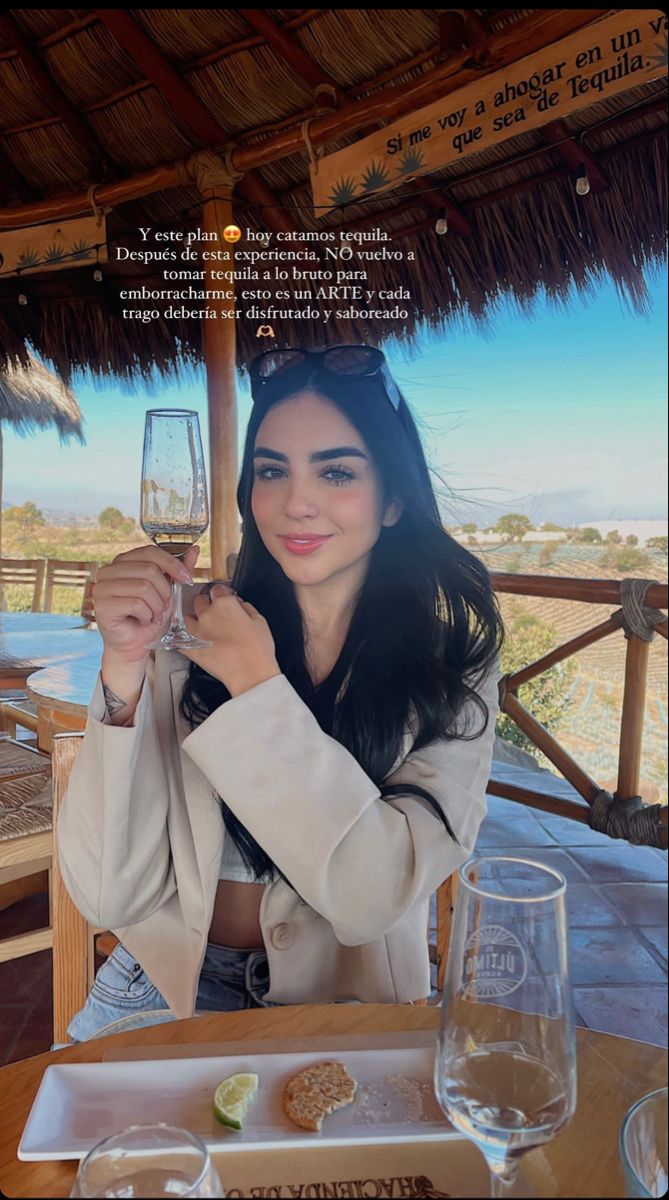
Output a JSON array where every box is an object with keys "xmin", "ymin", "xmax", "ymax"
[{"xmin": 279, "ymin": 535, "xmax": 333, "ymax": 556}]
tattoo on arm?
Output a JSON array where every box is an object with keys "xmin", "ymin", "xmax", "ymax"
[{"xmin": 103, "ymin": 684, "xmax": 128, "ymax": 718}]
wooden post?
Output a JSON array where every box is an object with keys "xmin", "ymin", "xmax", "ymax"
[
  {"xmin": 51, "ymin": 733, "xmax": 93, "ymax": 1045},
  {"xmin": 189, "ymin": 152, "xmax": 241, "ymax": 578},
  {"xmin": 617, "ymin": 636, "xmax": 650, "ymax": 799}
]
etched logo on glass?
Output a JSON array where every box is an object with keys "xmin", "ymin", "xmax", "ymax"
[{"xmin": 463, "ymin": 925, "xmax": 528, "ymax": 998}]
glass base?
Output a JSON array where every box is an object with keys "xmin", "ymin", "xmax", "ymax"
[{"xmin": 144, "ymin": 630, "xmax": 212, "ymax": 652}]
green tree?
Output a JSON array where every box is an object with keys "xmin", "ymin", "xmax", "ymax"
[
  {"xmin": 647, "ymin": 536, "xmax": 668, "ymax": 554},
  {"xmin": 497, "ymin": 613, "xmax": 576, "ymax": 759},
  {"xmin": 462, "ymin": 522, "xmax": 478, "ymax": 534},
  {"xmin": 604, "ymin": 546, "xmax": 651, "ymax": 573},
  {"xmin": 578, "ymin": 526, "xmax": 602, "ymax": 544},
  {"xmin": 605, "ymin": 529, "xmax": 622, "ymax": 545},
  {"xmin": 625, "ymin": 534, "xmax": 639, "ymax": 547},
  {"xmin": 4, "ymin": 500, "xmax": 46, "ymax": 531},
  {"xmin": 495, "ymin": 513, "xmax": 533, "ymax": 542},
  {"xmin": 540, "ymin": 523, "xmax": 565, "ymax": 533},
  {"xmin": 98, "ymin": 506, "xmax": 125, "ymax": 530}
]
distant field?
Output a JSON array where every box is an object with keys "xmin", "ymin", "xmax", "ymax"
[{"xmin": 2, "ymin": 524, "xmax": 667, "ymax": 803}]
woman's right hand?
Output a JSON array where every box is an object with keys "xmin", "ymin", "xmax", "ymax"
[{"xmin": 94, "ymin": 544, "xmax": 200, "ymax": 664}]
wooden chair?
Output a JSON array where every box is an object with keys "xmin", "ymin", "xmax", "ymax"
[
  {"xmin": 0, "ymin": 558, "xmax": 45, "ymax": 612},
  {"xmin": 0, "ymin": 698, "xmax": 38, "ymax": 740},
  {"xmin": 0, "ymin": 740, "xmax": 52, "ymax": 966},
  {"xmin": 43, "ymin": 559, "xmax": 97, "ymax": 614},
  {"xmin": 81, "ymin": 577, "xmax": 96, "ymax": 623},
  {"xmin": 430, "ymin": 873, "xmax": 458, "ymax": 999},
  {"xmin": 51, "ymin": 733, "xmax": 107, "ymax": 1043}
]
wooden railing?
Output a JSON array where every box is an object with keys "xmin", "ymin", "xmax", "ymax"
[{"xmin": 488, "ymin": 573, "xmax": 668, "ymax": 849}]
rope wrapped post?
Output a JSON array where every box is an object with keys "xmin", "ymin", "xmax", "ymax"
[
  {"xmin": 589, "ymin": 789, "xmax": 666, "ymax": 848},
  {"xmin": 617, "ymin": 580, "xmax": 665, "ymax": 804},
  {"xmin": 185, "ymin": 150, "xmax": 243, "ymax": 578}
]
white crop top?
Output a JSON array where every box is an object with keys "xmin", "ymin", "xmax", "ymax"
[{"xmin": 218, "ymin": 831, "xmax": 259, "ymax": 884}]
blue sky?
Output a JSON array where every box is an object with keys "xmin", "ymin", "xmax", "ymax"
[{"xmin": 3, "ymin": 265, "xmax": 667, "ymax": 526}]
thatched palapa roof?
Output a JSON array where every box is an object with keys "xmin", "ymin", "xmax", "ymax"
[
  {"xmin": 0, "ymin": 7, "xmax": 667, "ymax": 382},
  {"xmin": 0, "ymin": 353, "xmax": 83, "ymax": 441}
]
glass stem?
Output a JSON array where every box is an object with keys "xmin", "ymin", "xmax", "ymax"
[
  {"xmin": 489, "ymin": 1163, "xmax": 519, "ymax": 1198},
  {"xmin": 169, "ymin": 579, "xmax": 186, "ymax": 634}
]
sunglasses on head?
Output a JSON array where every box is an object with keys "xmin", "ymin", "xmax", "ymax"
[{"xmin": 249, "ymin": 345, "xmax": 401, "ymax": 412}]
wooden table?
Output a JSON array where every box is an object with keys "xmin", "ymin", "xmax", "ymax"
[
  {"xmin": 0, "ymin": 1005, "xmax": 666, "ymax": 1198},
  {"xmin": 0, "ymin": 613, "xmax": 89, "ymax": 690}
]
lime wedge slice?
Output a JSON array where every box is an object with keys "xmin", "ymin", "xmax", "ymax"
[{"xmin": 212, "ymin": 1072, "xmax": 259, "ymax": 1130}]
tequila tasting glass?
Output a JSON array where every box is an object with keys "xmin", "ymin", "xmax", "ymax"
[
  {"xmin": 434, "ymin": 856, "xmax": 577, "ymax": 1198},
  {"xmin": 69, "ymin": 1123, "xmax": 224, "ymax": 1197},
  {"xmin": 140, "ymin": 409, "xmax": 211, "ymax": 651}
]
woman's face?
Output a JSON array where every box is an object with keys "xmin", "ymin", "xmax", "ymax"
[{"xmin": 251, "ymin": 390, "xmax": 400, "ymax": 593}]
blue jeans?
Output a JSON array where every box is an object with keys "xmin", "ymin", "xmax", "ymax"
[{"xmin": 65, "ymin": 941, "xmax": 276, "ymax": 1043}]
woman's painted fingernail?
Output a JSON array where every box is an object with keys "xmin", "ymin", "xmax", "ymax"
[{"xmin": 180, "ymin": 569, "xmax": 193, "ymax": 584}]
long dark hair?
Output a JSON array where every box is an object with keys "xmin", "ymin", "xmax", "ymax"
[{"xmin": 181, "ymin": 360, "xmax": 504, "ymax": 884}]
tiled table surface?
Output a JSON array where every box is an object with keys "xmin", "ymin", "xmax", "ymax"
[{"xmin": 1, "ymin": 793, "xmax": 667, "ymax": 1065}]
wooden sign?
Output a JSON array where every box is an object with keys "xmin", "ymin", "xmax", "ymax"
[
  {"xmin": 0, "ymin": 214, "xmax": 108, "ymax": 275},
  {"xmin": 311, "ymin": 10, "xmax": 668, "ymax": 213}
]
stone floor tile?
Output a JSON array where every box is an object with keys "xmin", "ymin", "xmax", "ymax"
[
  {"xmin": 600, "ymin": 883, "xmax": 668, "ymax": 927},
  {"xmin": 564, "ymin": 883, "xmax": 627, "ymax": 927},
  {"xmin": 566, "ymin": 928, "xmax": 667, "ymax": 986},
  {"xmin": 500, "ymin": 846, "xmax": 590, "ymax": 883},
  {"xmin": 533, "ymin": 813, "xmax": 616, "ymax": 849},
  {"xmin": 638, "ymin": 927, "xmax": 668, "ymax": 963},
  {"xmin": 567, "ymin": 845, "xmax": 668, "ymax": 885},
  {"xmin": 573, "ymin": 986, "xmax": 668, "ymax": 1047},
  {"xmin": 477, "ymin": 814, "xmax": 558, "ymax": 848}
]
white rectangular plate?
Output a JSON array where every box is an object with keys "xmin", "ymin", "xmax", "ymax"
[{"xmin": 18, "ymin": 1046, "xmax": 457, "ymax": 1160}]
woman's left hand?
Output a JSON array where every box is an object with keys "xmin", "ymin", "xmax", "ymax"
[{"xmin": 181, "ymin": 584, "xmax": 281, "ymax": 696}]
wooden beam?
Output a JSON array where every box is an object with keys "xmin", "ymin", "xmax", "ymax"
[
  {"xmin": 94, "ymin": 9, "xmax": 294, "ymax": 236},
  {"xmin": 0, "ymin": 11, "xmax": 635, "ymax": 230},
  {"xmin": 238, "ymin": 8, "xmax": 471, "ymax": 236},
  {"xmin": 185, "ymin": 10, "xmax": 323, "ymax": 71},
  {"xmin": 542, "ymin": 118, "xmax": 609, "ymax": 192},
  {"xmin": 438, "ymin": 12, "xmax": 468, "ymax": 58},
  {"xmin": 234, "ymin": 10, "xmax": 610, "ymax": 171},
  {"xmin": 94, "ymin": 10, "xmax": 226, "ymax": 146},
  {"xmin": 0, "ymin": 13, "xmax": 108, "ymax": 174},
  {"xmin": 508, "ymin": 611, "xmax": 624, "ymax": 689},
  {"xmin": 490, "ymin": 574, "xmax": 667, "ymax": 609},
  {"xmin": 238, "ymin": 171, "xmax": 295, "ymax": 235},
  {"xmin": 0, "ymin": 120, "xmax": 664, "ymax": 241},
  {"xmin": 486, "ymin": 779, "xmax": 592, "ymax": 823},
  {"xmin": 617, "ymin": 636, "xmax": 650, "ymax": 799},
  {"xmin": 195, "ymin": 161, "xmax": 240, "ymax": 576},
  {"xmin": 0, "ymin": 13, "xmax": 98, "ymax": 60},
  {"xmin": 503, "ymin": 692, "xmax": 601, "ymax": 803},
  {"xmin": 239, "ymin": 9, "xmax": 346, "ymax": 102}
]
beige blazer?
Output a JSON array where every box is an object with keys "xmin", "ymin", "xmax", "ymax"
[{"xmin": 57, "ymin": 647, "xmax": 500, "ymax": 1017}]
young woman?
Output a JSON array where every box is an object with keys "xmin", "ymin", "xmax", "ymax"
[{"xmin": 58, "ymin": 345, "xmax": 504, "ymax": 1040}]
